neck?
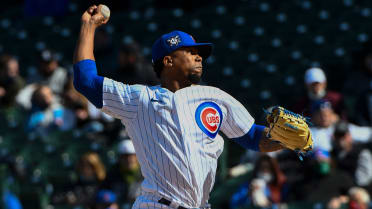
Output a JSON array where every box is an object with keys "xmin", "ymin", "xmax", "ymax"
[{"xmin": 160, "ymin": 77, "xmax": 191, "ymax": 93}]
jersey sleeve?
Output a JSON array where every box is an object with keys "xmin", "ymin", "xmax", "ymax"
[
  {"xmin": 101, "ymin": 77, "xmax": 145, "ymax": 120},
  {"xmin": 217, "ymin": 89, "xmax": 255, "ymax": 138}
]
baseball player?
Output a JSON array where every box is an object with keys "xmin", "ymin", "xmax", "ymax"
[{"xmin": 73, "ymin": 5, "xmax": 312, "ymax": 209}]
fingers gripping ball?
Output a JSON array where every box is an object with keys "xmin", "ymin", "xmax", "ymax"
[
  {"xmin": 266, "ymin": 106, "xmax": 313, "ymax": 155},
  {"xmin": 98, "ymin": 5, "xmax": 110, "ymax": 19}
]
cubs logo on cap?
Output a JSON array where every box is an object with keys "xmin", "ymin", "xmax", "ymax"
[
  {"xmin": 167, "ymin": 35, "xmax": 181, "ymax": 46},
  {"xmin": 195, "ymin": 102, "xmax": 223, "ymax": 139}
]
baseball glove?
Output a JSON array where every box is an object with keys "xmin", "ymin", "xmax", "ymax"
[{"xmin": 265, "ymin": 106, "xmax": 313, "ymax": 158}]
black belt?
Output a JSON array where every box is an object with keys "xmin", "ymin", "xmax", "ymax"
[{"xmin": 158, "ymin": 198, "xmax": 187, "ymax": 209}]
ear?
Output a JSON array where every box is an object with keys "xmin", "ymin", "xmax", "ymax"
[{"xmin": 163, "ymin": 56, "xmax": 173, "ymax": 68}]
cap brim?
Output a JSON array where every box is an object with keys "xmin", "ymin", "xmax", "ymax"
[{"xmin": 184, "ymin": 43, "xmax": 213, "ymax": 59}]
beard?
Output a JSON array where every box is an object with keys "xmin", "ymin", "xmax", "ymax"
[{"xmin": 187, "ymin": 72, "xmax": 201, "ymax": 84}]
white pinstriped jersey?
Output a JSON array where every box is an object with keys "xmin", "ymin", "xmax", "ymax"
[{"xmin": 101, "ymin": 78, "xmax": 255, "ymax": 208}]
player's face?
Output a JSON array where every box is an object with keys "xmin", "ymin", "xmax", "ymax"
[{"xmin": 170, "ymin": 47, "xmax": 203, "ymax": 84}]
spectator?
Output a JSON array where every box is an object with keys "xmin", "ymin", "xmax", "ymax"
[
  {"xmin": 28, "ymin": 49, "xmax": 68, "ymax": 98},
  {"xmin": 293, "ymin": 67, "xmax": 345, "ymax": 118},
  {"xmin": 229, "ymin": 155, "xmax": 288, "ymax": 209},
  {"xmin": 62, "ymin": 77, "xmax": 90, "ymax": 130},
  {"xmin": 52, "ymin": 152, "xmax": 106, "ymax": 207},
  {"xmin": 0, "ymin": 54, "xmax": 25, "ymax": 108},
  {"xmin": 311, "ymin": 100, "xmax": 372, "ymax": 151},
  {"xmin": 332, "ymin": 121, "xmax": 372, "ymax": 187},
  {"xmin": 93, "ymin": 190, "xmax": 119, "ymax": 209},
  {"xmin": 328, "ymin": 187, "xmax": 370, "ymax": 209},
  {"xmin": 63, "ymin": 77, "xmax": 116, "ymax": 141},
  {"xmin": 293, "ymin": 149, "xmax": 354, "ymax": 202},
  {"xmin": 26, "ymin": 85, "xmax": 65, "ymax": 132},
  {"xmin": 347, "ymin": 187, "xmax": 371, "ymax": 209},
  {"xmin": 101, "ymin": 140, "xmax": 142, "ymax": 207},
  {"xmin": 114, "ymin": 42, "xmax": 159, "ymax": 86}
]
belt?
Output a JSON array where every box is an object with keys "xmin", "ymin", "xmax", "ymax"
[{"xmin": 158, "ymin": 198, "xmax": 187, "ymax": 209}]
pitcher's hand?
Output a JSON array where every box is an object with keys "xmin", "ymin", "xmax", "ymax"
[{"xmin": 81, "ymin": 5, "xmax": 109, "ymax": 28}]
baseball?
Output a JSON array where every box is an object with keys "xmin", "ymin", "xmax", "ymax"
[{"xmin": 99, "ymin": 4, "xmax": 110, "ymax": 19}]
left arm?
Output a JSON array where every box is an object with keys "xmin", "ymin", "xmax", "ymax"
[
  {"xmin": 232, "ymin": 124, "xmax": 284, "ymax": 152},
  {"xmin": 217, "ymin": 89, "xmax": 284, "ymax": 153},
  {"xmin": 259, "ymin": 128, "xmax": 284, "ymax": 152}
]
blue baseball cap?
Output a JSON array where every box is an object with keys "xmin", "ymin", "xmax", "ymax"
[{"xmin": 151, "ymin": 30, "xmax": 213, "ymax": 63}]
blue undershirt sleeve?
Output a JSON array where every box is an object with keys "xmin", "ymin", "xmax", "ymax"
[
  {"xmin": 231, "ymin": 124, "xmax": 265, "ymax": 151},
  {"xmin": 73, "ymin": 59, "xmax": 104, "ymax": 108}
]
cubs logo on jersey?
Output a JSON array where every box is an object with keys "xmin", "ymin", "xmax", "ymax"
[{"xmin": 195, "ymin": 102, "xmax": 223, "ymax": 139}]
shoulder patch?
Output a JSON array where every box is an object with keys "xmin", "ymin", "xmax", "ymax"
[{"xmin": 195, "ymin": 102, "xmax": 223, "ymax": 139}]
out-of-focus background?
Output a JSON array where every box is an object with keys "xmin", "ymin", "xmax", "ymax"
[{"xmin": 1, "ymin": 0, "xmax": 372, "ymax": 209}]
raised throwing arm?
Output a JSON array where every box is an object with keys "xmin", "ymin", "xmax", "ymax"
[
  {"xmin": 73, "ymin": 5, "xmax": 108, "ymax": 63},
  {"xmin": 72, "ymin": 5, "xmax": 109, "ymax": 108}
]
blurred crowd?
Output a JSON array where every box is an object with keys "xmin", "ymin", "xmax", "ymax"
[
  {"xmin": 0, "ymin": 42, "xmax": 156, "ymax": 209},
  {"xmin": 222, "ymin": 44, "xmax": 372, "ymax": 209},
  {"xmin": 1, "ymin": 41, "xmax": 372, "ymax": 209},
  {"xmin": 1, "ymin": 1, "xmax": 372, "ymax": 209}
]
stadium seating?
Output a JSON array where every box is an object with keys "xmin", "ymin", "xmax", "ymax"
[{"xmin": 2, "ymin": 0, "xmax": 372, "ymax": 208}]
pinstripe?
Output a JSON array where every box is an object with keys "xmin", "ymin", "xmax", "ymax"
[
  {"xmin": 227, "ymin": 91, "xmax": 253, "ymax": 132},
  {"xmin": 192, "ymin": 87, "xmax": 207, "ymax": 200},
  {"xmin": 224, "ymin": 93, "xmax": 252, "ymax": 135},
  {"xmin": 199, "ymin": 87, "xmax": 210, "ymax": 205},
  {"xmin": 103, "ymin": 91, "xmax": 140, "ymax": 99},
  {"xmin": 201, "ymin": 87, "xmax": 213, "ymax": 204},
  {"xmin": 141, "ymin": 92, "xmax": 162, "ymax": 193},
  {"xmin": 171, "ymin": 96, "xmax": 194, "ymax": 205},
  {"xmin": 103, "ymin": 104, "xmax": 136, "ymax": 114},
  {"xmin": 159, "ymin": 98, "xmax": 182, "ymax": 197},
  {"xmin": 103, "ymin": 85, "xmax": 142, "ymax": 93},
  {"xmin": 105, "ymin": 98, "xmax": 138, "ymax": 107},
  {"xmin": 177, "ymin": 89, "xmax": 199, "ymax": 205},
  {"xmin": 134, "ymin": 110, "xmax": 154, "ymax": 186},
  {"xmin": 103, "ymin": 102, "xmax": 138, "ymax": 111},
  {"xmin": 101, "ymin": 108, "xmax": 133, "ymax": 120},
  {"xmin": 158, "ymin": 104, "xmax": 174, "ymax": 197},
  {"xmin": 102, "ymin": 90, "xmax": 141, "ymax": 103},
  {"xmin": 187, "ymin": 88, "xmax": 203, "ymax": 199},
  {"xmin": 149, "ymin": 97, "xmax": 169, "ymax": 195},
  {"xmin": 216, "ymin": 89, "xmax": 247, "ymax": 136},
  {"xmin": 102, "ymin": 81, "xmax": 254, "ymax": 208},
  {"xmin": 186, "ymin": 88, "xmax": 201, "ymax": 198}
]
